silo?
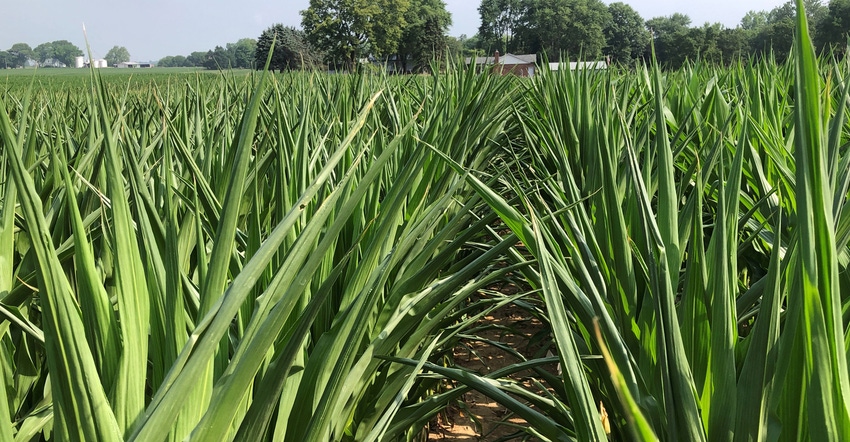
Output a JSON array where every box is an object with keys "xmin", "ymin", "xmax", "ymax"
[
  {"xmin": 96, "ymin": 59, "xmax": 107, "ymax": 68},
  {"xmin": 75, "ymin": 56, "xmax": 85, "ymax": 68}
]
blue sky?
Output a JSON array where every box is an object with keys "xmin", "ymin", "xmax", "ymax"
[{"xmin": 1, "ymin": 0, "xmax": 792, "ymax": 62}]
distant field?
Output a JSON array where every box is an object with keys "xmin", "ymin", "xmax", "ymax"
[
  {"xmin": 0, "ymin": 67, "xmax": 256, "ymax": 91},
  {"xmin": 0, "ymin": 67, "xmax": 251, "ymax": 77}
]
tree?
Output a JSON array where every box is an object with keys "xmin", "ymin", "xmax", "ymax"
[
  {"xmin": 646, "ymin": 14, "xmax": 698, "ymax": 68},
  {"xmin": 53, "ymin": 41, "xmax": 84, "ymax": 66},
  {"xmin": 692, "ymin": 22, "xmax": 725, "ymax": 64},
  {"xmin": 255, "ymin": 24, "xmax": 323, "ymax": 71},
  {"xmin": 0, "ymin": 51, "xmax": 12, "ymax": 69},
  {"xmin": 603, "ymin": 2, "xmax": 649, "ymax": 66},
  {"xmin": 33, "ymin": 42, "xmax": 54, "ymax": 66},
  {"xmin": 446, "ymin": 34, "xmax": 483, "ymax": 58},
  {"xmin": 227, "ymin": 38, "xmax": 257, "ymax": 69},
  {"xmin": 748, "ymin": 3, "xmax": 795, "ymax": 62},
  {"xmin": 104, "ymin": 46, "xmax": 130, "ymax": 66},
  {"xmin": 157, "ymin": 55, "xmax": 190, "ymax": 67},
  {"xmin": 8, "ymin": 43, "xmax": 32, "ymax": 68},
  {"xmin": 301, "ymin": 0, "xmax": 410, "ymax": 70},
  {"xmin": 477, "ymin": 0, "xmax": 527, "ymax": 54},
  {"xmin": 396, "ymin": 0, "xmax": 452, "ymax": 72},
  {"xmin": 741, "ymin": 10, "xmax": 769, "ymax": 31},
  {"xmin": 716, "ymin": 27, "xmax": 750, "ymax": 63},
  {"xmin": 806, "ymin": 0, "xmax": 829, "ymax": 27},
  {"xmin": 477, "ymin": 0, "xmax": 609, "ymax": 60},
  {"xmin": 816, "ymin": 0, "xmax": 850, "ymax": 55},
  {"xmin": 557, "ymin": 0, "xmax": 610, "ymax": 60},
  {"xmin": 34, "ymin": 40, "xmax": 83, "ymax": 67},
  {"xmin": 203, "ymin": 46, "xmax": 233, "ymax": 70},
  {"xmin": 186, "ymin": 51, "xmax": 208, "ymax": 67},
  {"xmin": 519, "ymin": 0, "xmax": 572, "ymax": 59},
  {"xmin": 745, "ymin": 1, "xmax": 825, "ymax": 62}
]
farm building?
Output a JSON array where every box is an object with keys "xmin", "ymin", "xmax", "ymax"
[
  {"xmin": 75, "ymin": 57, "xmax": 108, "ymax": 68},
  {"xmin": 117, "ymin": 61, "xmax": 153, "ymax": 68},
  {"xmin": 548, "ymin": 60, "xmax": 609, "ymax": 71},
  {"xmin": 466, "ymin": 51, "xmax": 538, "ymax": 77}
]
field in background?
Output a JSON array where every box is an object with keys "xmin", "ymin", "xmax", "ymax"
[
  {"xmin": 1, "ymin": 67, "xmax": 234, "ymax": 77},
  {"xmin": 1, "ymin": 3, "xmax": 850, "ymax": 440}
]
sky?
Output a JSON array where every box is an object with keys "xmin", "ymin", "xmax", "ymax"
[{"xmin": 1, "ymin": 0, "xmax": 794, "ymax": 63}]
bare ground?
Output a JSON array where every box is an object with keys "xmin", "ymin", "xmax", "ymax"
[{"xmin": 427, "ymin": 297, "xmax": 550, "ymax": 442}]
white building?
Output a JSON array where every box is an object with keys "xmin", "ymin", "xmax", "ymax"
[
  {"xmin": 117, "ymin": 61, "xmax": 152, "ymax": 68},
  {"xmin": 548, "ymin": 60, "xmax": 609, "ymax": 71},
  {"xmin": 76, "ymin": 57, "xmax": 108, "ymax": 68}
]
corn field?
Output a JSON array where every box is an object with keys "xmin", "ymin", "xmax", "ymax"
[{"xmin": 1, "ymin": 2, "xmax": 849, "ymax": 441}]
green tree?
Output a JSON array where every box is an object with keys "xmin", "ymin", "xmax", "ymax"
[
  {"xmin": 8, "ymin": 43, "xmax": 32, "ymax": 68},
  {"xmin": 745, "ymin": 1, "xmax": 825, "ymax": 62},
  {"xmin": 301, "ymin": 0, "xmax": 410, "ymax": 70},
  {"xmin": 157, "ymin": 55, "xmax": 172, "ymax": 67},
  {"xmin": 603, "ymin": 2, "xmax": 649, "ymax": 66},
  {"xmin": 477, "ymin": 0, "xmax": 527, "ymax": 54},
  {"xmin": 203, "ymin": 46, "xmax": 233, "ymax": 70},
  {"xmin": 816, "ymin": 0, "xmax": 850, "ymax": 55},
  {"xmin": 559, "ymin": 0, "xmax": 609, "ymax": 60},
  {"xmin": 519, "ymin": 0, "xmax": 571, "ymax": 58},
  {"xmin": 0, "ymin": 51, "xmax": 12, "ymax": 69},
  {"xmin": 396, "ymin": 0, "xmax": 452, "ymax": 72},
  {"xmin": 646, "ymin": 13, "xmax": 698, "ymax": 68},
  {"xmin": 157, "ymin": 55, "xmax": 190, "ymax": 67},
  {"xmin": 446, "ymin": 34, "xmax": 483, "ymax": 58},
  {"xmin": 255, "ymin": 24, "xmax": 322, "ymax": 71},
  {"xmin": 227, "ymin": 38, "xmax": 257, "ymax": 69},
  {"xmin": 104, "ymin": 46, "xmax": 131, "ymax": 66},
  {"xmin": 34, "ymin": 40, "xmax": 83, "ymax": 67},
  {"xmin": 33, "ymin": 42, "xmax": 54, "ymax": 66},
  {"xmin": 692, "ymin": 22, "xmax": 725, "ymax": 64},
  {"xmin": 716, "ymin": 27, "xmax": 750, "ymax": 63},
  {"xmin": 50, "ymin": 40, "xmax": 83, "ymax": 66},
  {"xmin": 741, "ymin": 10, "xmax": 770, "ymax": 30},
  {"xmin": 460, "ymin": 34, "xmax": 484, "ymax": 57},
  {"xmin": 185, "ymin": 51, "xmax": 207, "ymax": 67},
  {"xmin": 478, "ymin": 0, "xmax": 609, "ymax": 60},
  {"xmin": 749, "ymin": 3, "xmax": 795, "ymax": 62},
  {"xmin": 806, "ymin": 0, "xmax": 829, "ymax": 26}
]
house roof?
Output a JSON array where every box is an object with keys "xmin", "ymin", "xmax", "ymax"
[{"xmin": 467, "ymin": 53, "xmax": 537, "ymax": 66}]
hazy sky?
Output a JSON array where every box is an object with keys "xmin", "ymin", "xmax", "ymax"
[{"xmin": 1, "ymin": 0, "xmax": 792, "ymax": 62}]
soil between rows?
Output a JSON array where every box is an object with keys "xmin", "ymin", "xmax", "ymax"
[{"xmin": 427, "ymin": 299, "xmax": 550, "ymax": 441}]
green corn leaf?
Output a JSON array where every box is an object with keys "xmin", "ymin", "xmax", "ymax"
[{"xmin": 0, "ymin": 77, "xmax": 122, "ymax": 442}]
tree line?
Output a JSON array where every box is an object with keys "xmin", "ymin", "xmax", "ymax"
[
  {"xmin": 0, "ymin": 41, "xmax": 84, "ymax": 68},
  {"xmin": 1, "ymin": 42, "xmax": 132, "ymax": 68},
  {"xmin": 6, "ymin": 0, "xmax": 850, "ymax": 72},
  {"xmin": 157, "ymin": 39, "xmax": 258, "ymax": 69},
  {"xmin": 0, "ymin": 38, "xmax": 255, "ymax": 71},
  {"xmin": 260, "ymin": 0, "xmax": 850, "ymax": 72},
  {"xmin": 459, "ymin": 0, "xmax": 850, "ymax": 68}
]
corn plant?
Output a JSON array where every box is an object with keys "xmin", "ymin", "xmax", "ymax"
[
  {"xmin": 404, "ymin": 1, "xmax": 850, "ymax": 440},
  {"xmin": 0, "ymin": 60, "xmax": 533, "ymax": 440},
  {"xmin": 3, "ymin": 2, "xmax": 850, "ymax": 441}
]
